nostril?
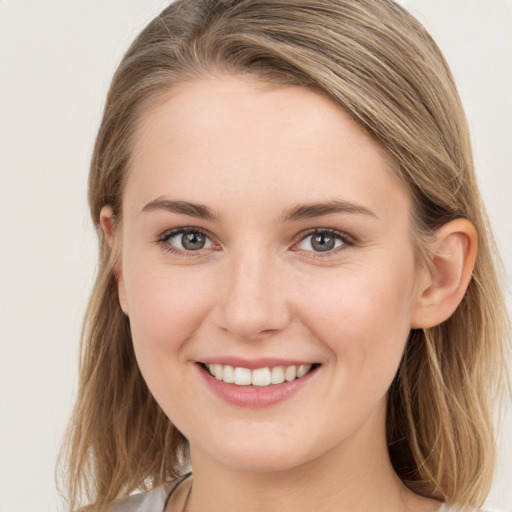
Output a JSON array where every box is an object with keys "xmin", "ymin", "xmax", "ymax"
[{"xmin": 215, "ymin": 300, "xmax": 292, "ymax": 342}]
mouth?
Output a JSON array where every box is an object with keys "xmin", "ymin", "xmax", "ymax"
[{"xmin": 199, "ymin": 362, "xmax": 320, "ymax": 387}]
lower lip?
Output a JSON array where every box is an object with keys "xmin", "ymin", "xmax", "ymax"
[{"xmin": 198, "ymin": 364, "xmax": 318, "ymax": 408}]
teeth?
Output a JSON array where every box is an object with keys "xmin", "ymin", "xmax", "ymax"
[
  {"xmin": 223, "ymin": 365, "xmax": 235, "ymax": 383},
  {"xmin": 271, "ymin": 366, "xmax": 285, "ymax": 384},
  {"xmin": 252, "ymin": 367, "xmax": 271, "ymax": 387},
  {"xmin": 284, "ymin": 365, "xmax": 297, "ymax": 381},
  {"xmin": 234, "ymin": 367, "xmax": 252, "ymax": 385},
  {"xmin": 205, "ymin": 363, "xmax": 313, "ymax": 387},
  {"xmin": 214, "ymin": 364, "xmax": 223, "ymax": 380},
  {"xmin": 297, "ymin": 364, "xmax": 310, "ymax": 378}
]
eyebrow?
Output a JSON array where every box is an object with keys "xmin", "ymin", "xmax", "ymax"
[
  {"xmin": 141, "ymin": 197, "xmax": 377, "ymax": 222},
  {"xmin": 280, "ymin": 200, "xmax": 378, "ymax": 222},
  {"xmin": 141, "ymin": 198, "xmax": 218, "ymax": 221}
]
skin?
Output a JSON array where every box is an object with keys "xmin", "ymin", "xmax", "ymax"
[{"xmin": 101, "ymin": 75, "xmax": 476, "ymax": 512}]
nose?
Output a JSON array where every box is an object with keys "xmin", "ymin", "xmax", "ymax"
[{"xmin": 213, "ymin": 250, "xmax": 292, "ymax": 341}]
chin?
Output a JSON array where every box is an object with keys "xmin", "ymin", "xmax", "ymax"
[{"xmin": 189, "ymin": 424, "xmax": 328, "ymax": 474}]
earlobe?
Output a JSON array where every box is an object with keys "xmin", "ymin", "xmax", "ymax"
[
  {"xmin": 411, "ymin": 218, "xmax": 477, "ymax": 329},
  {"xmin": 99, "ymin": 206, "xmax": 129, "ymax": 315}
]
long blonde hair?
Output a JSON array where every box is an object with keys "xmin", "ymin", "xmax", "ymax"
[{"xmin": 59, "ymin": 1, "xmax": 509, "ymax": 510}]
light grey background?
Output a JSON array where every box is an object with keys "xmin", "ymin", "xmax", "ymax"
[{"xmin": 0, "ymin": 1, "xmax": 510, "ymax": 511}]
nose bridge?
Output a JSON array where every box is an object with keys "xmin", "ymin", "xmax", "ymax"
[{"xmin": 216, "ymin": 245, "xmax": 290, "ymax": 340}]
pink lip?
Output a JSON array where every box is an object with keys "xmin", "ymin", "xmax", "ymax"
[
  {"xmin": 199, "ymin": 357, "xmax": 315, "ymax": 369},
  {"xmin": 197, "ymin": 363, "xmax": 319, "ymax": 409}
]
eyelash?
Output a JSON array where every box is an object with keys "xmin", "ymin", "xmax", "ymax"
[
  {"xmin": 157, "ymin": 227, "xmax": 355, "ymax": 257},
  {"xmin": 157, "ymin": 227, "xmax": 218, "ymax": 256},
  {"xmin": 293, "ymin": 228, "xmax": 355, "ymax": 258}
]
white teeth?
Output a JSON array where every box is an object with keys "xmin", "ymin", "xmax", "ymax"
[
  {"xmin": 284, "ymin": 366, "xmax": 297, "ymax": 381},
  {"xmin": 252, "ymin": 367, "xmax": 271, "ymax": 387},
  {"xmin": 271, "ymin": 366, "xmax": 285, "ymax": 384},
  {"xmin": 205, "ymin": 363, "xmax": 314, "ymax": 387},
  {"xmin": 223, "ymin": 365, "xmax": 235, "ymax": 383},
  {"xmin": 297, "ymin": 364, "xmax": 312, "ymax": 378},
  {"xmin": 234, "ymin": 367, "xmax": 252, "ymax": 386}
]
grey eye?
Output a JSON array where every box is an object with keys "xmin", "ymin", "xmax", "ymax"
[
  {"xmin": 182, "ymin": 232, "xmax": 206, "ymax": 250},
  {"xmin": 168, "ymin": 230, "xmax": 213, "ymax": 251},
  {"xmin": 298, "ymin": 232, "xmax": 344, "ymax": 252}
]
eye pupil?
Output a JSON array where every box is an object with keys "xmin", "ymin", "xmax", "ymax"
[
  {"xmin": 182, "ymin": 232, "xmax": 206, "ymax": 250},
  {"xmin": 311, "ymin": 233, "xmax": 335, "ymax": 252}
]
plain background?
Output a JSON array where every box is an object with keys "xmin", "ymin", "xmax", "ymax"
[{"xmin": 0, "ymin": 1, "xmax": 510, "ymax": 511}]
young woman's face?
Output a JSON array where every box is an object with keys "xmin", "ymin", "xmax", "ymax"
[{"xmin": 115, "ymin": 76, "xmax": 425, "ymax": 473}]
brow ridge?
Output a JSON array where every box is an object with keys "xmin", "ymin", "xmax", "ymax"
[
  {"xmin": 141, "ymin": 198, "xmax": 376, "ymax": 223},
  {"xmin": 141, "ymin": 198, "xmax": 217, "ymax": 221},
  {"xmin": 281, "ymin": 200, "xmax": 377, "ymax": 222}
]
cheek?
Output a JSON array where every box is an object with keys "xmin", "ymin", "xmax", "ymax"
[
  {"xmin": 298, "ymin": 260, "xmax": 416, "ymax": 383},
  {"xmin": 122, "ymin": 260, "xmax": 215, "ymax": 360},
  {"xmin": 122, "ymin": 262, "xmax": 218, "ymax": 426}
]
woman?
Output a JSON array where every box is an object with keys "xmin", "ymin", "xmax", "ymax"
[{"xmin": 60, "ymin": 1, "xmax": 509, "ymax": 511}]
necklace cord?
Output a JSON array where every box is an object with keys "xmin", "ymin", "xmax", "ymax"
[{"xmin": 181, "ymin": 480, "xmax": 193, "ymax": 512}]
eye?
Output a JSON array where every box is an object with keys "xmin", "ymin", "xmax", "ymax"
[
  {"xmin": 160, "ymin": 228, "xmax": 214, "ymax": 253},
  {"xmin": 296, "ymin": 229, "xmax": 351, "ymax": 253}
]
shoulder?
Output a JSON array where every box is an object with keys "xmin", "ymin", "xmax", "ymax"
[
  {"xmin": 439, "ymin": 506, "xmax": 497, "ymax": 512},
  {"xmin": 107, "ymin": 482, "xmax": 175, "ymax": 512}
]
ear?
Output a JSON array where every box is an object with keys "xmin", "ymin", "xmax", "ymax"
[
  {"xmin": 99, "ymin": 206, "xmax": 129, "ymax": 315},
  {"xmin": 411, "ymin": 218, "xmax": 477, "ymax": 329}
]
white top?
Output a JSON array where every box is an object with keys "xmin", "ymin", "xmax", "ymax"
[
  {"xmin": 108, "ymin": 479, "xmax": 489, "ymax": 512},
  {"xmin": 108, "ymin": 481, "xmax": 177, "ymax": 512}
]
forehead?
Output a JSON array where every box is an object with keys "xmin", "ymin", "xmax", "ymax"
[{"xmin": 124, "ymin": 75, "xmax": 409, "ymax": 222}]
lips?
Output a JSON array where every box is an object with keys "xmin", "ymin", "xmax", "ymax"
[{"xmin": 197, "ymin": 360, "xmax": 320, "ymax": 408}]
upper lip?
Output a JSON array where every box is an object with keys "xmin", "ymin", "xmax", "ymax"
[{"xmin": 198, "ymin": 357, "xmax": 318, "ymax": 369}]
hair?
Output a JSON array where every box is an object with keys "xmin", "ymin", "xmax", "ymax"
[{"xmin": 59, "ymin": 1, "xmax": 510, "ymax": 510}]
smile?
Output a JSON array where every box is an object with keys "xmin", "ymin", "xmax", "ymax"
[
  {"xmin": 198, "ymin": 359, "xmax": 321, "ymax": 408},
  {"xmin": 203, "ymin": 363, "xmax": 314, "ymax": 387}
]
